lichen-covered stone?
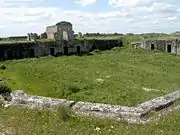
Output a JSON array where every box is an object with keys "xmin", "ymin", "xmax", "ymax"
[
  {"xmin": 137, "ymin": 90, "xmax": 180, "ymax": 112},
  {"xmin": 8, "ymin": 90, "xmax": 180, "ymax": 124},
  {"xmin": 11, "ymin": 90, "xmax": 75, "ymax": 109},
  {"xmin": 72, "ymin": 101, "xmax": 144, "ymax": 119}
]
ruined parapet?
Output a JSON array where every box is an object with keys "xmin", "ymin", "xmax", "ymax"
[
  {"xmin": 10, "ymin": 90, "xmax": 75, "ymax": 109},
  {"xmin": 6, "ymin": 90, "xmax": 180, "ymax": 124}
]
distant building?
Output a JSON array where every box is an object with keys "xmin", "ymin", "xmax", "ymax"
[
  {"xmin": 0, "ymin": 21, "xmax": 123, "ymax": 61},
  {"xmin": 46, "ymin": 21, "xmax": 74, "ymax": 42},
  {"xmin": 140, "ymin": 38, "xmax": 180, "ymax": 54}
]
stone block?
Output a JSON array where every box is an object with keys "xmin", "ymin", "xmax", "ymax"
[
  {"xmin": 11, "ymin": 90, "xmax": 75, "ymax": 109},
  {"xmin": 137, "ymin": 90, "xmax": 180, "ymax": 112},
  {"xmin": 72, "ymin": 101, "xmax": 144, "ymax": 119}
]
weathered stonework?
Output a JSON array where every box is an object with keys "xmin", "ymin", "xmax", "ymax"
[
  {"xmin": 10, "ymin": 90, "xmax": 75, "ymax": 109},
  {"xmin": 46, "ymin": 21, "xmax": 74, "ymax": 42},
  {"xmin": 0, "ymin": 21, "xmax": 123, "ymax": 60},
  {"xmin": 4, "ymin": 90, "xmax": 180, "ymax": 124},
  {"xmin": 140, "ymin": 39, "xmax": 180, "ymax": 54},
  {"xmin": 0, "ymin": 39, "xmax": 122, "ymax": 60}
]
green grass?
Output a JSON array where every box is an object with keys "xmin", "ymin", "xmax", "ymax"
[
  {"xmin": 0, "ymin": 40, "xmax": 34, "ymax": 45},
  {"xmin": 0, "ymin": 106, "xmax": 179, "ymax": 135},
  {"xmin": 0, "ymin": 47, "xmax": 180, "ymax": 106}
]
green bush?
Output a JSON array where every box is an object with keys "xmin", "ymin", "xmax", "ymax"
[
  {"xmin": 0, "ymin": 65, "xmax": 6, "ymax": 70},
  {"xmin": 0, "ymin": 84, "xmax": 12, "ymax": 101}
]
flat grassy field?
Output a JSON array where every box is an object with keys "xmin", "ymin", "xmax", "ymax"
[
  {"xmin": 1, "ymin": 47, "xmax": 180, "ymax": 106},
  {"xmin": 0, "ymin": 106, "xmax": 179, "ymax": 135}
]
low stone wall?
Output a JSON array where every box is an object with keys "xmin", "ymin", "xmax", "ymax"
[
  {"xmin": 1, "ymin": 90, "xmax": 180, "ymax": 124},
  {"xmin": 10, "ymin": 90, "xmax": 75, "ymax": 109}
]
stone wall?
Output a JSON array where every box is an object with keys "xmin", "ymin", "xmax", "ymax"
[
  {"xmin": 46, "ymin": 21, "xmax": 74, "ymax": 42},
  {"xmin": 141, "ymin": 39, "xmax": 180, "ymax": 54},
  {"xmin": 1, "ymin": 90, "xmax": 179, "ymax": 124},
  {"xmin": 46, "ymin": 25, "xmax": 57, "ymax": 40},
  {"xmin": 55, "ymin": 22, "xmax": 74, "ymax": 43},
  {"xmin": 0, "ymin": 38, "xmax": 123, "ymax": 61}
]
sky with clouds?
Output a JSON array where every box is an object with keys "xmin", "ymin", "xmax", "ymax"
[{"xmin": 1, "ymin": 0, "xmax": 180, "ymax": 37}]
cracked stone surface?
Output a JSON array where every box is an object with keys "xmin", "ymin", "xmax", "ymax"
[
  {"xmin": 137, "ymin": 90, "xmax": 180, "ymax": 113},
  {"xmin": 3, "ymin": 90, "xmax": 180, "ymax": 124},
  {"xmin": 10, "ymin": 90, "xmax": 75, "ymax": 109}
]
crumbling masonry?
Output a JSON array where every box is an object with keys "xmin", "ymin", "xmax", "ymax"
[
  {"xmin": 1, "ymin": 90, "xmax": 179, "ymax": 124},
  {"xmin": 140, "ymin": 39, "xmax": 180, "ymax": 54},
  {"xmin": 0, "ymin": 21, "xmax": 123, "ymax": 60}
]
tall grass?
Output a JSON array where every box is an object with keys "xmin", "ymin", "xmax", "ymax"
[
  {"xmin": 0, "ymin": 106, "xmax": 179, "ymax": 135},
  {"xmin": 0, "ymin": 47, "xmax": 180, "ymax": 106}
]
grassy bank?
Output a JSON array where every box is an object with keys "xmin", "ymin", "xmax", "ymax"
[
  {"xmin": 0, "ymin": 106, "xmax": 179, "ymax": 135},
  {"xmin": 0, "ymin": 47, "xmax": 180, "ymax": 106}
]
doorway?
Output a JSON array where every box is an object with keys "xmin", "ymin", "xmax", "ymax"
[
  {"xmin": 13, "ymin": 51, "xmax": 18, "ymax": 59},
  {"xmin": 29, "ymin": 49, "xmax": 35, "ymax": 57},
  {"xmin": 151, "ymin": 44, "xmax": 155, "ymax": 50},
  {"xmin": 77, "ymin": 46, "xmax": 80, "ymax": 53},
  {"xmin": 7, "ymin": 50, "xmax": 13, "ymax": 59},
  {"xmin": 167, "ymin": 44, "xmax": 171, "ymax": 53},
  {"xmin": 64, "ymin": 46, "xmax": 68, "ymax": 55},
  {"xmin": 50, "ymin": 48, "xmax": 55, "ymax": 56}
]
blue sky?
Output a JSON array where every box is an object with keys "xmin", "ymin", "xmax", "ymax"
[{"xmin": 1, "ymin": 0, "xmax": 180, "ymax": 37}]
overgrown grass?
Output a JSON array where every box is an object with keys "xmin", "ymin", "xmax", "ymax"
[
  {"xmin": 0, "ymin": 47, "xmax": 180, "ymax": 106},
  {"xmin": 0, "ymin": 106, "xmax": 179, "ymax": 135}
]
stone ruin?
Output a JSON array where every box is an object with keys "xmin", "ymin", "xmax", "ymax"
[
  {"xmin": 135, "ymin": 38, "xmax": 180, "ymax": 54},
  {"xmin": 27, "ymin": 33, "xmax": 39, "ymax": 41},
  {"xmin": 0, "ymin": 90, "xmax": 179, "ymax": 124},
  {"xmin": 46, "ymin": 21, "xmax": 74, "ymax": 42},
  {"xmin": 0, "ymin": 21, "xmax": 123, "ymax": 61}
]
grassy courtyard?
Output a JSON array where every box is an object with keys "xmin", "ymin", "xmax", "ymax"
[{"xmin": 1, "ymin": 47, "xmax": 180, "ymax": 106}]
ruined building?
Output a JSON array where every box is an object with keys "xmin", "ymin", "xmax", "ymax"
[
  {"xmin": 46, "ymin": 21, "xmax": 74, "ymax": 42},
  {"xmin": 0, "ymin": 21, "xmax": 123, "ymax": 60},
  {"xmin": 140, "ymin": 38, "xmax": 180, "ymax": 54}
]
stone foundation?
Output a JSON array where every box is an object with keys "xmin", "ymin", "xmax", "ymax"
[{"xmin": 1, "ymin": 90, "xmax": 179, "ymax": 124}]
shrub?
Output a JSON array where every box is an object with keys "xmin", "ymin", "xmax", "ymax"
[
  {"xmin": 0, "ymin": 65, "xmax": 6, "ymax": 70},
  {"xmin": 68, "ymin": 85, "xmax": 81, "ymax": 93},
  {"xmin": 0, "ymin": 84, "xmax": 12, "ymax": 101},
  {"xmin": 92, "ymin": 49, "xmax": 102, "ymax": 54}
]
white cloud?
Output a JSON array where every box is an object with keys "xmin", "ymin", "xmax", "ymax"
[
  {"xmin": 0, "ymin": 0, "xmax": 180, "ymax": 37},
  {"xmin": 74, "ymin": 0, "xmax": 97, "ymax": 6},
  {"xmin": 0, "ymin": 0, "xmax": 36, "ymax": 7}
]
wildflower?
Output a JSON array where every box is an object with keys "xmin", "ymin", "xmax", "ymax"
[
  {"xmin": 110, "ymin": 125, "xmax": 114, "ymax": 129},
  {"xmin": 4, "ymin": 104, "xmax": 10, "ymax": 108},
  {"xmin": 94, "ymin": 127, "xmax": 101, "ymax": 133}
]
